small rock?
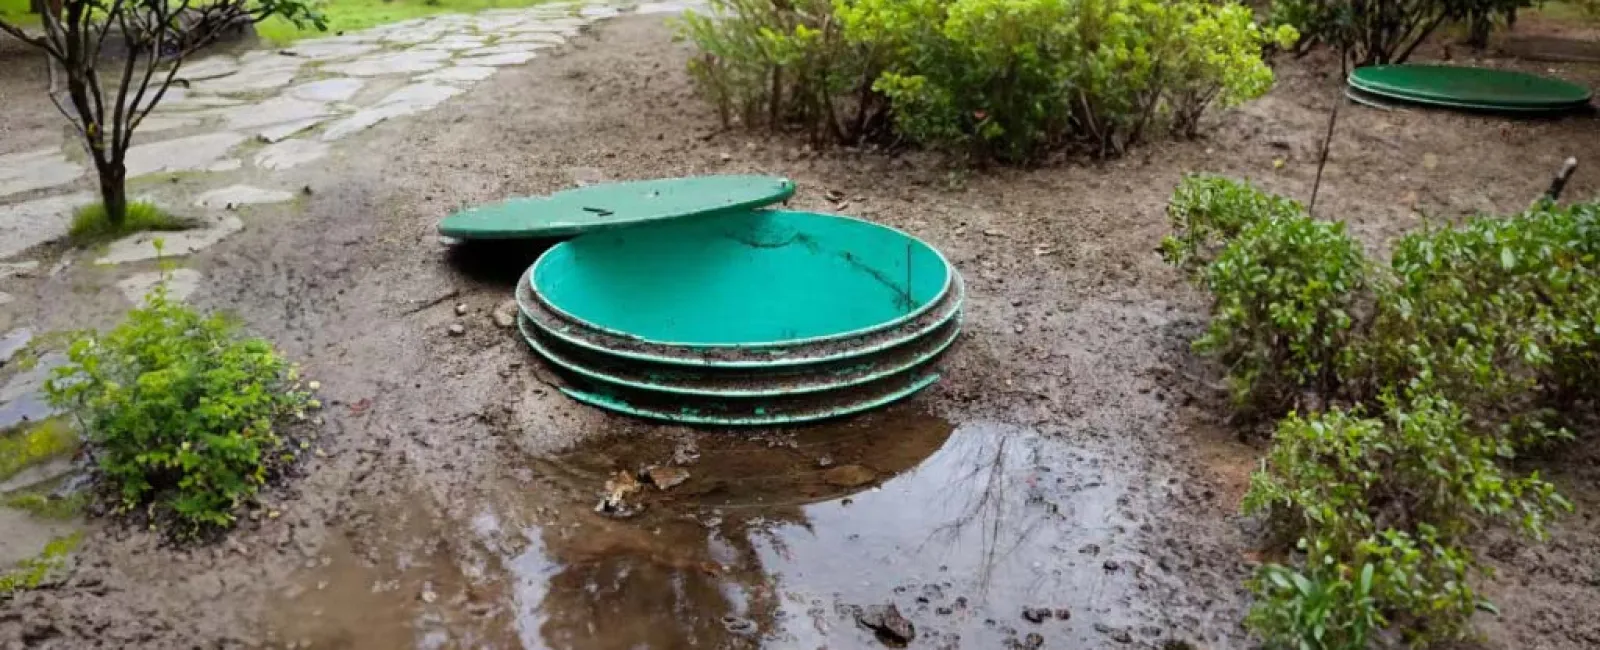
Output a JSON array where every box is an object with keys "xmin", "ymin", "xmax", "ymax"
[
  {"xmin": 1054, "ymin": 608, "xmax": 1071, "ymax": 620},
  {"xmin": 455, "ymin": 303, "xmax": 468, "ymax": 316},
  {"xmin": 1139, "ymin": 625, "xmax": 1162, "ymax": 638},
  {"xmin": 1103, "ymin": 559, "xmax": 1120, "ymax": 572},
  {"xmin": 419, "ymin": 584, "xmax": 438, "ymax": 604},
  {"xmin": 856, "ymin": 603, "xmax": 915, "ymax": 646},
  {"xmin": 719, "ymin": 152, "xmax": 732, "ymax": 162},
  {"xmin": 1022, "ymin": 632, "xmax": 1044, "ymax": 649},
  {"xmin": 822, "ymin": 464, "xmax": 877, "ymax": 488},
  {"xmin": 816, "ymin": 455, "xmax": 834, "ymax": 468},
  {"xmin": 644, "ymin": 466, "xmax": 690, "ymax": 491},
  {"xmin": 721, "ymin": 616, "xmax": 757, "ymax": 636},
  {"xmin": 492, "ymin": 300, "xmax": 518, "ymax": 328},
  {"xmin": 1021, "ymin": 607, "xmax": 1051, "ymax": 624},
  {"xmin": 447, "ymin": 323, "xmax": 466, "ymax": 336}
]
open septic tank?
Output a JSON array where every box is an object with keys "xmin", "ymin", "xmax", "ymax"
[{"xmin": 440, "ymin": 176, "xmax": 964, "ymax": 425}]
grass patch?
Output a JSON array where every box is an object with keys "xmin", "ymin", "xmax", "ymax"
[
  {"xmin": 3, "ymin": 490, "xmax": 88, "ymax": 520},
  {"xmin": 0, "ymin": 0, "xmax": 39, "ymax": 29},
  {"xmin": 0, "ymin": 419, "xmax": 79, "ymax": 484},
  {"xmin": 67, "ymin": 201, "xmax": 188, "ymax": 246},
  {"xmin": 0, "ymin": 533, "xmax": 82, "ymax": 597},
  {"xmin": 257, "ymin": 0, "xmax": 560, "ymax": 43}
]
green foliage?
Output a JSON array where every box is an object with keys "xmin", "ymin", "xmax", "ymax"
[
  {"xmin": 1165, "ymin": 177, "xmax": 1599, "ymax": 647},
  {"xmin": 68, "ymin": 201, "xmax": 187, "ymax": 246},
  {"xmin": 1370, "ymin": 201, "xmax": 1600, "ymax": 411},
  {"xmin": 0, "ymin": 419, "xmax": 80, "ymax": 483},
  {"xmin": 682, "ymin": 0, "xmax": 1295, "ymax": 161},
  {"xmin": 1243, "ymin": 397, "xmax": 1569, "ymax": 647},
  {"xmin": 0, "ymin": 533, "xmax": 82, "ymax": 598},
  {"xmin": 1269, "ymin": 0, "xmax": 1530, "ymax": 64},
  {"xmin": 44, "ymin": 276, "xmax": 310, "ymax": 537},
  {"xmin": 1193, "ymin": 209, "xmax": 1368, "ymax": 411},
  {"xmin": 678, "ymin": 0, "xmax": 886, "ymax": 144},
  {"xmin": 1162, "ymin": 174, "xmax": 1307, "ymax": 274}
]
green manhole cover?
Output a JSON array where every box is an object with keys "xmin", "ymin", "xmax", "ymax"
[
  {"xmin": 438, "ymin": 175, "xmax": 796, "ymax": 239},
  {"xmin": 1348, "ymin": 65, "xmax": 1592, "ymax": 112}
]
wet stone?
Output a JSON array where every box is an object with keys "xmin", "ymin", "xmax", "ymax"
[
  {"xmin": 97, "ymin": 214, "xmax": 244, "ymax": 264},
  {"xmin": 492, "ymin": 300, "xmax": 518, "ymax": 328},
  {"xmin": 125, "ymin": 131, "xmax": 250, "ymax": 177},
  {"xmin": 418, "ymin": 66, "xmax": 498, "ymax": 84},
  {"xmin": 0, "ymin": 149, "xmax": 83, "ymax": 199},
  {"xmin": 0, "ymin": 328, "xmax": 33, "ymax": 366},
  {"xmin": 0, "ymin": 192, "xmax": 92, "ymax": 260},
  {"xmin": 117, "ymin": 269, "xmax": 202, "ymax": 303},
  {"xmin": 720, "ymin": 616, "xmax": 757, "ymax": 636},
  {"xmin": 822, "ymin": 464, "xmax": 876, "ymax": 488},
  {"xmin": 325, "ymin": 50, "xmax": 450, "ymax": 76},
  {"xmin": 255, "ymin": 139, "xmax": 330, "ymax": 171},
  {"xmin": 1021, "ymin": 607, "xmax": 1051, "ymax": 624},
  {"xmin": 856, "ymin": 603, "xmax": 915, "ymax": 647},
  {"xmin": 194, "ymin": 185, "xmax": 296, "ymax": 209},
  {"xmin": 220, "ymin": 96, "xmax": 331, "ymax": 131},
  {"xmin": 447, "ymin": 323, "xmax": 466, "ymax": 336},
  {"xmin": 289, "ymin": 78, "xmax": 366, "ymax": 102},
  {"xmin": 458, "ymin": 52, "xmax": 536, "ymax": 67}
]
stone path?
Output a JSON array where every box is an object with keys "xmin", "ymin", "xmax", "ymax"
[{"xmin": 0, "ymin": 0, "xmax": 697, "ymax": 303}]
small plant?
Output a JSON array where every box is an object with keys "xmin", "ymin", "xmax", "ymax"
[
  {"xmin": 0, "ymin": 418, "xmax": 79, "ymax": 483},
  {"xmin": 0, "ymin": 532, "xmax": 82, "ymax": 598},
  {"xmin": 1191, "ymin": 211, "xmax": 1369, "ymax": 412},
  {"xmin": 67, "ymin": 200, "xmax": 188, "ymax": 245},
  {"xmin": 45, "ymin": 273, "xmax": 311, "ymax": 537},
  {"xmin": 1162, "ymin": 175, "xmax": 1307, "ymax": 274}
]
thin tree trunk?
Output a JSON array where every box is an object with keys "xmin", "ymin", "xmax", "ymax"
[{"xmin": 97, "ymin": 162, "xmax": 127, "ymax": 224}]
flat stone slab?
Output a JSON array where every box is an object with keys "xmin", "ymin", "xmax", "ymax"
[
  {"xmin": 418, "ymin": 37, "xmax": 486, "ymax": 52},
  {"xmin": 200, "ymin": 68, "xmax": 300, "ymax": 95},
  {"xmin": 255, "ymin": 139, "xmax": 329, "ymax": 170},
  {"xmin": 321, "ymin": 83, "xmax": 461, "ymax": 141},
  {"xmin": 117, "ymin": 268, "xmax": 202, "ymax": 303},
  {"xmin": 470, "ymin": 42, "xmax": 549, "ymax": 56},
  {"xmin": 0, "ymin": 508, "xmax": 80, "ymax": 577},
  {"xmin": 208, "ymin": 159, "xmax": 243, "ymax": 172},
  {"xmin": 0, "ymin": 150, "xmax": 83, "ymax": 199},
  {"xmin": 497, "ymin": 32, "xmax": 568, "ymax": 45},
  {"xmin": 155, "ymin": 94, "xmax": 245, "ymax": 112},
  {"xmin": 138, "ymin": 114, "xmax": 202, "ymax": 134},
  {"xmin": 324, "ymin": 50, "xmax": 451, "ymax": 77},
  {"xmin": 257, "ymin": 118, "xmax": 326, "ymax": 144},
  {"xmin": 125, "ymin": 131, "xmax": 249, "ymax": 177},
  {"xmin": 0, "ymin": 192, "xmax": 93, "ymax": 260},
  {"xmin": 219, "ymin": 96, "xmax": 331, "ymax": 131},
  {"xmin": 176, "ymin": 56, "xmax": 240, "ymax": 81},
  {"xmin": 289, "ymin": 78, "xmax": 365, "ymax": 102},
  {"xmin": 458, "ymin": 52, "xmax": 536, "ymax": 67},
  {"xmin": 418, "ymin": 65, "xmax": 497, "ymax": 84},
  {"xmin": 194, "ymin": 185, "xmax": 296, "ymax": 209},
  {"xmin": 96, "ymin": 214, "xmax": 244, "ymax": 264},
  {"xmin": 282, "ymin": 41, "xmax": 381, "ymax": 61}
]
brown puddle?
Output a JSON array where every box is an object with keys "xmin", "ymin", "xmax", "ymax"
[{"xmin": 267, "ymin": 411, "xmax": 1151, "ymax": 649}]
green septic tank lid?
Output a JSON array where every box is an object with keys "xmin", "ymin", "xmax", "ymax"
[
  {"xmin": 438, "ymin": 175, "xmax": 797, "ymax": 239},
  {"xmin": 1348, "ymin": 65, "xmax": 1592, "ymax": 112}
]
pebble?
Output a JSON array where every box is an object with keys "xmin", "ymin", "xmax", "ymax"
[
  {"xmin": 1103, "ymin": 559, "xmax": 1120, "ymax": 572},
  {"xmin": 822, "ymin": 464, "xmax": 877, "ymax": 488},
  {"xmin": 447, "ymin": 323, "xmax": 466, "ymax": 336},
  {"xmin": 492, "ymin": 299, "xmax": 518, "ymax": 328},
  {"xmin": 1022, "ymin": 632, "xmax": 1044, "ymax": 649},
  {"xmin": 1022, "ymin": 607, "xmax": 1051, "ymax": 624},
  {"xmin": 455, "ymin": 303, "xmax": 468, "ymax": 316}
]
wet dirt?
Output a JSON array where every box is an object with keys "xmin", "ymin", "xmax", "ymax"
[{"xmin": 2, "ymin": 10, "xmax": 1598, "ymax": 650}]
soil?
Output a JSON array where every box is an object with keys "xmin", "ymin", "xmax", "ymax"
[{"xmin": 2, "ymin": 11, "xmax": 1599, "ymax": 650}]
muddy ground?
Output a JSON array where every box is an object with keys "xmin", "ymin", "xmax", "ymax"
[{"xmin": 2, "ymin": 12, "xmax": 1600, "ymax": 650}]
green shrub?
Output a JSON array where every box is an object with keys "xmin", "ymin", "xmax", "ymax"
[
  {"xmin": 678, "ymin": 0, "xmax": 888, "ymax": 144},
  {"xmin": 1243, "ymin": 396, "xmax": 1569, "ymax": 647},
  {"xmin": 1191, "ymin": 211, "xmax": 1369, "ymax": 411},
  {"xmin": 1370, "ymin": 202, "xmax": 1600, "ymax": 411},
  {"xmin": 1270, "ymin": 0, "xmax": 1530, "ymax": 65},
  {"xmin": 45, "ymin": 277, "xmax": 311, "ymax": 537},
  {"xmin": 68, "ymin": 201, "xmax": 187, "ymax": 246},
  {"xmin": 683, "ymin": 0, "xmax": 1295, "ymax": 161},
  {"xmin": 1162, "ymin": 174, "xmax": 1307, "ymax": 275}
]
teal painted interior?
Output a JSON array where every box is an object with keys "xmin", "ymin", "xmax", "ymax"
[
  {"xmin": 437, "ymin": 175, "xmax": 796, "ymax": 239},
  {"xmin": 532, "ymin": 210, "xmax": 951, "ymax": 346}
]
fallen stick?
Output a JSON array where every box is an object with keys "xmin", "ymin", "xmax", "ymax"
[{"xmin": 1543, "ymin": 157, "xmax": 1579, "ymax": 202}]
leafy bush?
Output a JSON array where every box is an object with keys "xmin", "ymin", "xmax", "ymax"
[
  {"xmin": 1370, "ymin": 201, "xmax": 1600, "ymax": 411},
  {"xmin": 1243, "ymin": 396, "xmax": 1569, "ymax": 647},
  {"xmin": 682, "ymin": 0, "xmax": 1295, "ymax": 161},
  {"xmin": 45, "ymin": 277, "xmax": 311, "ymax": 537},
  {"xmin": 1188, "ymin": 208, "xmax": 1369, "ymax": 412},
  {"xmin": 678, "ymin": 0, "xmax": 888, "ymax": 144},
  {"xmin": 1270, "ymin": 0, "xmax": 1531, "ymax": 65},
  {"xmin": 1165, "ymin": 177, "xmax": 1599, "ymax": 647}
]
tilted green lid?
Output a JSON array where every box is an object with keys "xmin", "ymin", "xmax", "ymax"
[{"xmin": 438, "ymin": 175, "xmax": 797, "ymax": 239}]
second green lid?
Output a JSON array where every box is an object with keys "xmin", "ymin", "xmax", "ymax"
[{"xmin": 438, "ymin": 175, "xmax": 797, "ymax": 239}]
